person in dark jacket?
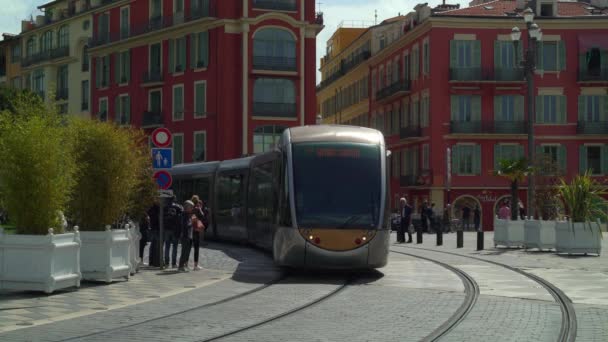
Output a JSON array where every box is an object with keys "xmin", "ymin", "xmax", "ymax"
[
  {"xmin": 420, "ymin": 201, "xmax": 429, "ymax": 233},
  {"xmin": 164, "ymin": 196, "xmax": 183, "ymax": 268},
  {"xmin": 178, "ymin": 200, "xmax": 195, "ymax": 272},
  {"xmin": 474, "ymin": 205, "xmax": 481, "ymax": 232},
  {"xmin": 400, "ymin": 198, "xmax": 413, "ymax": 243},
  {"xmin": 190, "ymin": 195, "xmax": 207, "ymax": 271},
  {"xmin": 138, "ymin": 214, "xmax": 151, "ymax": 263},
  {"xmin": 428, "ymin": 203, "xmax": 436, "ymax": 233}
]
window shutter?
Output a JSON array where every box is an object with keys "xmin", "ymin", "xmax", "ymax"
[
  {"xmin": 601, "ymin": 145, "xmax": 608, "ymax": 175},
  {"xmin": 95, "ymin": 58, "xmax": 101, "ymax": 88},
  {"xmin": 558, "ymin": 41, "xmax": 566, "ymax": 71},
  {"xmin": 114, "ymin": 53, "xmax": 120, "ymax": 84},
  {"xmin": 494, "ymin": 41, "xmax": 501, "ymax": 70},
  {"xmin": 579, "ymin": 53, "xmax": 587, "ymax": 78},
  {"xmin": 536, "ymin": 41, "xmax": 544, "ymax": 70},
  {"xmin": 472, "ymin": 95, "xmax": 481, "ymax": 121},
  {"xmin": 190, "ymin": 34, "xmax": 196, "ymax": 69},
  {"xmin": 125, "ymin": 96, "xmax": 130, "ymax": 124},
  {"xmin": 494, "ymin": 144, "xmax": 502, "ymax": 171},
  {"xmin": 450, "ymin": 40, "xmax": 457, "ymax": 68},
  {"xmin": 473, "ymin": 144, "xmax": 482, "ymax": 175},
  {"xmin": 179, "ymin": 38, "xmax": 187, "ymax": 70},
  {"xmin": 578, "ymin": 96, "xmax": 586, "ymax": 122},
  {"xmin": 494, "ymin": 95, "xmax": 502, "ymax": 121},
  {"xmin": 536, "ymin": 96, "xmax": 544, "ymax": 124},
  {"xmin": 472, "ymin": 40, "xmax": 481, "ymax": 67},
  {"xmin": 580, "ymin": 145, "xmax": 588, "ymax": 174},
  {"xmin": 168, "ymin": 39, "xmax": 175, "ymax": 73},
  {"xmin": 450, "ymin": 95, "xmax": 458, "ymax": 121},
  {"xmin": 514, "ymin": 95, "xmax": 524, "ymax": 121},
  {"xmin": 517, "ymin": 145, "xmax": 525, "ymax": 160},
  {"xmin": 602, "ymin": 96, "xmax": 608, "ymax": 122},
  {"xmin": 104, "ymin": 56, "xmax": 110, "ymax": 86},
  {"xmin": 558, "ymin": 145, "xmax": 567, "ymax": 173},
  {"xmin": 125, "ymin": 50, "xmax": 131, "ymax": 83},
  {"xmin": 452, "ymin": 146, "xmax": 460, "ymax": 174},
  {"xmin": 201, "ymin": 31, "xmax": 209, "ymax": 67},
  {"xmin": 558, "ymin": 95, "xmax": 567, "ymax": 123}
]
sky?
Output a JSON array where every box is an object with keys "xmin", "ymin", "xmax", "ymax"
[{"xmin": 0, "ymin": 0, "xmax": 471, "ymax": 82}]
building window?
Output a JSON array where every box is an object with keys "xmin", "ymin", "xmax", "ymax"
[
  {"xmin": 494, "ymin": 144, "xmax": 524, "ymax": 170},
  {"xmin": 494, "ymin": 95, "xmax": 524, "ymax": 122},
  {"xmin": 411, "ymin": 99, "xmax": 419, "ymax": 126},
  {"xmin": 451, "ymin": 95, "xmax": 481, "ymax": 122},
  {"xmin": 120, "ymin": 7, "xmax": 130, "ymax": 39},
  {"xmin": 173, "ymin": 134, "xmax": 183, "ymax": 165},
  {"xmin": 450, "ymin": 40, "xmax": 481, "ymax": 68},
  {"xmin": 191, "ymin": 32, "xmax": 209, "ymax": 69},
  {"xmin": 56, "ymin": 65, "xmax": 68, "ymax": 100},
  {"xmin": 539, "ymin": 41, "xmax": 565, "ymax": 71},
  {"xmin": 33, "ymin": 69, "xmax": 45, "ymax": 99},
  {"xmin": 422, "ymin": 144, "xmax": 429, "ymax": 170},
  {"xmin": 253, "ymin": 125, "xmax": 286, "ymax": 154},
  {"xmin": 99, "ymin": 98, "xmax": 108, "ymax": 121},
  {"xmin": 540, "ymin": 145, "xmax": 566, "ymax": 174},
  {"xmin": 172, "ymin": 85, "xmax": 184, "ymax": 121},
  {"xmin": 411, "ymin": 46, "xmax": 419, "ymax": 80},
  {"xmin": 194, "ymin": 81, "xmax": 207, "ymax": 117},
  {"xmin": 540, "ymin": 3, "xmax": 554, "ymax": 17},
  {"xmin": 253, "ymin": 28, "xmax": 296, "ymax": 71},
  {"xmin": 169, "ymin": 37, "xmax": 186, "ymax": 73},
  {"xmin": 11, "ymin": 77, "xmax": 21, "ymax": 89},
  {"xmin": 253, "ymin": 78, "xmax": 296, "ymax": 117},
  {"xmin": 580, "ymin": 145, "xmax": 607, "ymax": 175},
  {"xmin": 82, "ymin": 46, "xmax": 89, "ymax": 71},
  {"xmin": 116, "ymin": 50, "xmax": 130, "ymax": 84},
  {"xmin": 81, "ymin": 80, "xmax": 89, "ymax": 111},
  {"xmin": 10, "ymin": 44, "xmax": 21, "ymax": 63},
  {"xmin": 403, "ymin": 54, "xmax": 410, "ymax": 80},
  {"xmin": 452, "ymin": 144, "xmax": 481, "ymax": 175},
  {"xmin": 579, "ymin": 95, "xmax": 606, "ymax": 122},
  {"xmin": 149, "ymin": 43, "xmax": 162, "ymax": 74},
  {"xmin": 498, "ymin": 41, "xmax": 515, "ymax": 68},
  {"xmin": 96, "ymin": 56, "xmax": 110, "ymax": 88},
  {"xmin": 40, "ymin": 31, "xmax": 53, "ymax": 53},
  {"xmin": 116, "ymin": 95, "xmax": 130, "ymax": 125},
  {"xmin": 423, "ymin": 39, "xmax": 430, "ymax": 76},
  {"xmin": 26, "ymin": 38, "xmax": 35, "ymax": 57},
  {"xmin": 420, "ymin": 96, "xmax": 429, "ymax": 127},
  {"xmin": 98, "ymin": 13, "xmax": 110, "ymax": 43},
  {"xmin": 149, "ymin": 89, "xmax": 162, "ymax": 113},
  {"xmin": 536, "ymin": 95, "xmax": 566, "ymax": 124},
  {"xmin": 58, "ymin": 25, "xmax": 69, "ymax": 48},
  {"xmin": 193, "ymin": 131, "xmax": 206, "ymax": 162},
  {"xmin": 150, "ymin": 0, "xmax": 162, "ymax": 19}
]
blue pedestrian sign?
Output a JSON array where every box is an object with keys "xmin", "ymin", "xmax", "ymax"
[{"xmin": 152, "ymin": 148, "xmax": 173, "ymax": 169}]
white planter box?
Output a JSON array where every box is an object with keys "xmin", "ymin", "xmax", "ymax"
[
  {"xmin": 524, "ymin": 220, "xmax": 556, "ymax": 251},
  {"xmin": 127, "ymin": 223, "xmax": 141, "ymax": 275},
  {"xmin": 0, "ymin": 228, "xmax": 81, "ymax": 293},
  {"xmin": 555, "ymin": 221, "xmax": 602, "ymax": 256},
  {"xmin": 494, "ymin": 217, "xmax": 525, "ymax": 248},
  {"xmin": 80, "ymin": 227, "xmax": 131, "ymax": 282}
]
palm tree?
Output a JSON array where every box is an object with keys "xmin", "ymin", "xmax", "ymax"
[{"xmin": 494, "ymin": 158, "xmax": 533, "ymax": 220}]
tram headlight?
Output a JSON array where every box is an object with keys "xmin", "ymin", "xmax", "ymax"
[
  {"xmin": 362, "ymin": 236, "xmax": 367, "ymax": 241},
  {"xmin": 309, "ymin": 235, "xmax": 314, "ymax": 240}
]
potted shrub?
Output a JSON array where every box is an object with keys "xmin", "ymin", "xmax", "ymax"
[
  {"xmin": 0, "ymin": 111, "xmax": 79, "ymax": 293},
  {"xmin": 555, "ymin": 171, "xmax": 607, "ymax": 256},
  {"xmin": 67, "ymin": 119, "xmax": 145, "ymax": 282},
  {"xmin": 493, "ymin": 158, "xmax": 532, "ymax": 248}
]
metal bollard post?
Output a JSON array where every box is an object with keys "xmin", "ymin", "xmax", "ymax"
[
  {"xmin": 456, "ymin": 230, "xmax": 463, "ymax": 248},
  {"xmin": 437, "ymin": 230, "xmax": 443, "ymax": 246},
  {"xmin": 477, "ymin": 231, "xmax": 484, "ymax": 251},
  {"xmin": 416, "ymin": 228, "xmax": 423, "ymax": 244}
]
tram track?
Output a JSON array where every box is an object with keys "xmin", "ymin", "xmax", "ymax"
[
  {"xmin": 393, "ymin": 245, "xmax": 577, "ymax": 342},
  {"xmin": 390, "ymin": 249, "xmax": 479, "ymax": 342}
]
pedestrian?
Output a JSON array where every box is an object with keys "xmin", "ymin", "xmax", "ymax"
[
  {"xmin": 164, "ymin": 196, "xmax": 183, "ymax": 268},
  {"xmin": 461, "ymin": 205, "xmax": 471, "ymax": 231},
  {"xmin": 420, "ymin": 201, "xmax": 429, "ymax": 233},
  {"xmin": 442, "ymin": 203, "xmax": 452, "ymax": 233},
  {"xmin": 518, "ymin": 200, "xmax": 525, "ymax": 220},
  {"xmin": 178, "ymin": 200, "xmax": 195, "ymax": 272},
  {"xmin": 428, "ymin": 203, "xmax": 436, "ymax": 233},
  {"xmin": 498, "ymin": 200, "xmax": 511, "ymax": 220},
  {"xmin": 147, "ymin": 200, "xmax": 161, "ymax": 267},
  {"xmin": 474, "ymin": 205, "xmax": 481, "ymax": 232},
  {"xmin": 398, "ymin": 198, "xmax": 412, "ymax": 243},
  {"xmin": 139, "ymin": 213, "xmax": 151, "ymax": 264},
  {"xmin": 190, "ymin": 195, "xmax": 207, "ymax": 271}
]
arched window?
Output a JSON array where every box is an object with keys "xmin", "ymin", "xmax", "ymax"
[
  {"xmin": 26, "ymin": 37, "xmax": 36, "ymax": 57},
  {"xmin": 253, "ymin": 125, "xmax": 286, "ymax": 154},
  {"xmin": 253, "ymin": 28, "xmax": 296, "ymax": 71},
  {"xmin": 58, "ymin": 25, "xmax": 69, "ymax": 48},
  {"xmin": 40, "ymin": 31, "xmax": 53, "ymax": 52},
  {"xmin": 253, "ymin": 78, "xmax": 296, "ymax": 117},
  {"xmin": 82, "ymin": 45, "xmax": 89, "ymax": 71}
]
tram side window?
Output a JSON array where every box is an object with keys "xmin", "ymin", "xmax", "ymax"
[
  {"xmin": 217, "ymin": 174, "xmax": 246, "ymax": 222},
  {"xmin": 279, "ymin": 155, "xmax": 292, "ymax": 226},
  {"xmin": 248, "ymin": 162, "xmax": 276, "ymax": 224}
]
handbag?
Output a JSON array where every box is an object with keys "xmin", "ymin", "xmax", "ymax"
[{"xmin": 192, "ymin": 215, "xmax": 205, "ymax": 232}]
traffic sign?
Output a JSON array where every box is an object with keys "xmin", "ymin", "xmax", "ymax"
[
  {"xmin": 151, "ymin": 128, "xmax": 172, "ymax": 148},
  {"xmin": 152, "ymin": 148, "xmax": 173, "ymax": 169},
  {"xmin": 153, "ymin": 170, "xmax": 173, "ymax": 190}
]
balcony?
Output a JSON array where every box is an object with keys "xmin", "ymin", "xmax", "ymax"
[
  {"xmin": 55, "ymin": 88, "xmax": 69, "ymax": 101},
  {"xmin": 317, "ymin": 70, "xmax": 344, "ymax": 91},
  {"xmin": 142, "ymin": 71, "xmax": 163, "ymax": 85},
  {"xmin": 400, "ymin": 126, "xmax": 422, "ymax": 139},
  {"xmin": 21, "ymin": 46, "xmax": 70, "ymax": 68},
  {"xmin": 142, "ymin": 111, "xmax": 163, "ymax": 128},
  {"xmin": 449, "ymin": 67, "xmax": 524, "ymax": 82},
  {"xmin": 253, "ymin": 102, "xmax": 297, "ymax": 117},
  {"xmin": 342, "ymin": 50, "xmax": 371, "ymax": 75},
  {"xmin": 577, "ymin": 121, "xmax": 608, "ymax": 134},
  {"xmin": 400, "ymin": 169, "xmax": 433, "ymax": 187},
  {"xmin": 252, "ymin": 56, "xmax": 296, "ymax": 72},
  {"xmin": 376, "ymin": 80, "xmax": 411, "ymax": 102},
  {"xmin": 579, "ymin": 69, "xmax": 608, "ymax": 82},
  {"xmin": 450, "ymin": 120, "xmax": 527, "ymax": 134},
  {"xmin": 253, "ymin": 0, "xmax": 297, "ymax": 11}
]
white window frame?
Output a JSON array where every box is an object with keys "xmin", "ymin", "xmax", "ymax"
[
  {"xmin": 194, "ymin": 80, "xmax": 207, "ymax": 118},
  {"xmin": 172, "ymin": 133, "xmax": 184, "ymax": 165},
  {"xmin": 148, "ymin": 42, "xmax": 163, "ymax": 74},
  {"xmin": 120, "ymin": 6, "xmax": 130, "ymax": 38},
  {"xmin": 422, "ymin": 37, "xmax": 430, "ymax": 77},
  {"xmin": 99, "ymin": 97, "xmax": 108, "ymax": 121},
  {"xmin": 193, "ymin": 130, "xmax": 207, "ymax": 162},
  {"xmin": 117, "ymin": 93, "xmax": 130, "ymax": 126},
  {"xmin": 149, "ymin": 0, "xmax": 163, "ymax": 19},
  {"xmin": 118, "ymin": 49, "xmax": 130, "ymax": 86},
  {"xmin": 148, "ymin": 88, "xmax": 162, "ymax": 112},
  {"xmin": 172, "ymin": 84, "xmax": 184, "ymax": 121}
]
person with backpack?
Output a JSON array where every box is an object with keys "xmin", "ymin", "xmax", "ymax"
[
  {"xmin": 190, "ymin": 195, "xmax": 207, "ymax": 271},
  {"xmin": 178, "ymin": 200, "xmax": 195, "ymax": 272},
  {"xmin": 164, "ymin": 196, "xmax": 183, "ymax": 268}
]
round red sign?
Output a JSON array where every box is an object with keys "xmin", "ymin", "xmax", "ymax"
[
  {"xmin": 153, "ymin": 170, "xmax": 173, "ymax": 190},
  {"xmin": 151, "ymin": 128, "xmax": 172, "ymax": 148}
]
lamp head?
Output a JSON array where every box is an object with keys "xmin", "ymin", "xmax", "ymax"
[
  {"xmin": 523, "ymin": 8, "xmax": 534, "ymax": 23},
  {"xmin": 529, "ymin": 23, "xmax": 541, "ymax": 40},
  {"xmin": 511, "ymin": 27, "xmax": 522, "ymax": 42}
]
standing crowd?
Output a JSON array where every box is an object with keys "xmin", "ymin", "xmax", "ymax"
[{"xmin": 138, "ymin": 195, "xmax": 210, "ymax": 272}]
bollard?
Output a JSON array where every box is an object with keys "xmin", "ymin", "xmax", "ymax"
[
  {"xmin": 456, "ymin": 230, "xmax": 463, "ymax": 248},
  {"xmin": 436, "ymin": 230, "xmax": 443, "ymax": 246},
  {"xmin": 416, "ymin": 228, "xmax": 423, "ymax": 244},
  {"xmin": 477, "ymin": 231, "xmax": 484, "ymax": 251}
]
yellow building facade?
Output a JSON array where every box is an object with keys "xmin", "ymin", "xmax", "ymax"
[{"xmin": 0, "ymin": 34, "xmax": 22, "ymax": 88}]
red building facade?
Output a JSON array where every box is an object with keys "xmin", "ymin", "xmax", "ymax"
[
  {"xmin": 89, "ymin": 0, "xmax": 322, "ymax": 163},
  {"xmin": 368, "ymin": 1, "xmax": 608, "ymax": 229}
]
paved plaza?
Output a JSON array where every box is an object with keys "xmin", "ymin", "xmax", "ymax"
[{"xmin": 0, "ymin": 232, "xmax": 607, "ymax": 341}]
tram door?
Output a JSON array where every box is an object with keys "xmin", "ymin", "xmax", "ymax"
[
  {"xmin": 215, "ymin": 170, "xmax": 248, "ymax": 241},
  {"xmin": 247, "ymin": 160, "xmax": 277, "ymax": 250}
]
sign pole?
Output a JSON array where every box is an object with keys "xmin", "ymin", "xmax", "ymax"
[{"xmin": 159, "ymin": 198, "xmax": 165, "ymax": 270}]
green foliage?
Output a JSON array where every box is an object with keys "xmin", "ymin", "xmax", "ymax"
[
  {"xmin": 125, "ymin": 130, "xmax": 157, "ymax": 222},
  {"xmin": 0, "ymin": 86, "xmax": 49, "ymax": 121},
  {"xmin": 67, "ymin": 119, "xmax": 149, "ymax": 230},
  {"xmin": 558, "ymin": 171, "xmax": 608, "ymax": 224},
  {"xmin": 534, "ymin": 154, "xmax": 563, "ymax": 220},
  {"xmin": 493, "ymin": 158, "xmax": 533, "ymax": 182},
  {"xmin": 0, "ymin": 114, "xmax": 76, "ymax": 235}
]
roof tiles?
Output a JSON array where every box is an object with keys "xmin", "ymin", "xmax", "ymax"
[{"xmin": 435, "ymin": 0, "xmax": 608, "ymax": 17}]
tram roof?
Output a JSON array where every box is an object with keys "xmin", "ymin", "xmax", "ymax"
[
  {"xmin": 287, "ymin": 125, "xmax": 384, "ymax": 145},
  {"xmin": 218, "ymin": 155, "xmax": 257, "ymax": 171},
  {"xmin": 171, "ymin": 161, "xmax": 220, "ymax": 177}
]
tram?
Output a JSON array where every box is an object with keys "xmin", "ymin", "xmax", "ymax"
[{"xmin": 170, "ymin": 125, "xmax": 390, "ymax": 269}]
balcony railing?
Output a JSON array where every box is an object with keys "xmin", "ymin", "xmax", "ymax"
[
  {"xmin": 252, "ymin": 102, "xmax": 297, "ymax": 117},
  {"xmin": 142, "ymin": 111, "xmax": 163, "ymax": 127},
  {"xmin": 21, "ymin": 46, "xmax": 70, "ymax": 67},
  {"xmin": 400, "ymin": 169, "xmax": 433, "ymax": 187},
  {"xmin": 450, "ymin": 120, "xmax": 527, "ymax": 134},
  {"xmin": 90, "ymin": 5, "xmax": 215, "ymax": 48},
  {"xmin": 579, "ymin": 69, "xmax": 608, "ymax": 82},
  {"xmin": 142, "ymin": 71, "xmax": 163, "ymax": 84},
  {"xmin": 376, "ymin": 80, "xmax": 411, "ymax": 101},
  {"xmin": 252, "ymin": 56, "xmax": 296, "ymax": 71},
  {"xmin": 342, "ymin": 50, "xmax": 371, "ymax": 75},
  {"xmin": 317, "ymin": 70, "xmax": 345, "ymax": 91},
  {"xmin": 400, "ymin": 126, "xmax": 422, "ymax": 139},
  {"xmin": 55, "ymin": 88, "xmax": 69, "ymax": 100},
  {"xmin": 577, "ymin": 121, "xmax": 608, "ymax": 134},
  {"xmin": 449, "ymin": 67, "xmax": 525, "ymax": 82},
  {"xmin": 81, "ymin": 102, "xmax": 89, "ymax": 111},
  {"xmin": 253, "ymin": 0, "xmax": 297, "ymax": 11}
]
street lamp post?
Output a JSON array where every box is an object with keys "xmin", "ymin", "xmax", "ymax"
[{"xmin": 511, "ymin": 8, "xmax": 543, "ymax": 219}]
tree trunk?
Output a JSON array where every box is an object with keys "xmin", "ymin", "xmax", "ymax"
[{"xmin": 511, "ymin": 179, "xmax": 518, "ymax": 221}]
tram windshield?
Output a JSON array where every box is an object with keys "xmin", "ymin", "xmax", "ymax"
[{"xmin": 292, "ymin": 142, "xmax": 382, "ymax": 229}]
